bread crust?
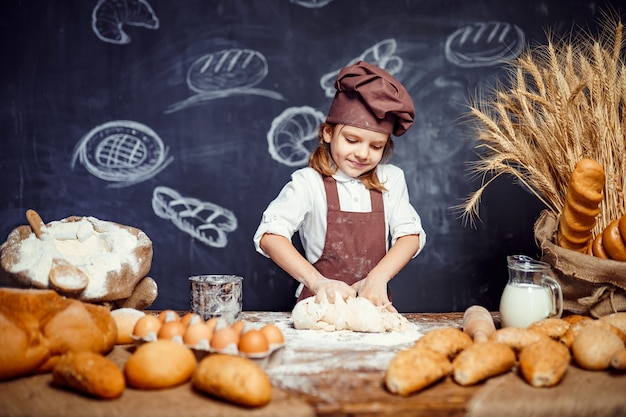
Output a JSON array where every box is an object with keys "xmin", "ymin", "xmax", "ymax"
[
  {"xmin": 193, "ymin": 354, "xmax": 272, "ymax": 407},
  {"xmin": 412, "ymin": 327, "xmax": 472, "ymax": 359},
  {"xmin": 385, "ymin": 346, "xmax": 451, "ymax": 396},
  {"xmin": 452, "ymin": 342, "xmax": 516, "ymax": 386},
  {"xmin": 52, "ymin": 351, "xmax": 125, "ymax": 399},
  {"xmin": 519, "ymin": 338, "xmax": 570, "ymax": 387}
]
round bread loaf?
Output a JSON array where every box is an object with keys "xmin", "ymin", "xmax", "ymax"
[{"xmin": 124, "ymin": 340, "xmax": 196, "ymax": 389}]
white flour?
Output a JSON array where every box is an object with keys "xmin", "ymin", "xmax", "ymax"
[
  {"xmin": 244, "ymin": 312, "xmax": 422, "ymax": 392},
  {"xmin": 9, "ymin": 216, "xmax": 143, "ymax": 298}
]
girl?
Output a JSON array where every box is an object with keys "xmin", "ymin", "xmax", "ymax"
[{"xmin": 254, "ymin": 61, "xmax": 425, "ymax": 311}]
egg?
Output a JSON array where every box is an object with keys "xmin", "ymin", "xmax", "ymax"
[
  {"xmin": 158, "ymin": 320, "xmax": 186, "ymax": 340},
  {"xmin": 238, "ymin": 329, "xmax": 269, "ymax": 354},
  {"xmin": 260, "ymin": 324, "xmax": 285, "ymax": 345},
  {"xmin": 183, "ymin": 321, "xmax": 213, "ymax": 346},
  {"xmin": 231, "ymin": 320, "xmax": 247, "ymax": 335},
  {"xmin": 180, "ymin": 312, "xmax": 201, "ymax": 327},
  {"xmin": 205, "ymin": 317, "xmax": 219, "ymax": 333},
  {"xmin": 210, "ymin": 326, "xmax": 239, "ymax": 350},
  {"xmin": 133, "ymin": 314, "xmax": 162, "ymax": 338},
  {"xmin": 158, "ymin": 309, "xmax": 180, "ymax": 323}
]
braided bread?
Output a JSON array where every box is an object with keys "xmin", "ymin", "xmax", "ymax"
[{"xmin": 557, "ymin": 159, "xmax": 605, "ymax": 252}]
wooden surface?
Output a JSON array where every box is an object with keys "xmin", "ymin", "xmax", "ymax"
[{"xmin": 1, "ymin": 312, "xmax": 625, "ymax": 417}]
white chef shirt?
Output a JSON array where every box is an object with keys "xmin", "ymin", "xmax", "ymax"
[{"xmin": 253, "ymin": 164, "xmax": 426, "ymax": 264}]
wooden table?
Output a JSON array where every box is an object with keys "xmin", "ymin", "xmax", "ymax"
[{"xmin": 1, "ymin": 312, "xmax": 625, "ymax": 417}]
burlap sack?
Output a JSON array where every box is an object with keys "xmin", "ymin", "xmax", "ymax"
[{"xmin": 534, "ymin": 210, "xmax": 626, "ymax": 318}]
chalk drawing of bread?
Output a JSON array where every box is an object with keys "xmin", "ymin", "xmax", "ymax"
[
  {"xmin": 92, "ymin": 0, "xmax": 160, "ymax": 45},
  {"xmin": 289, "ymin": 0, "xmax": 335, "ymax": 8},
  {"xmin": 152, "ymin": 186, "xmax": 238, "ymax": 248},
  {"xmin": 71, "ymin": 120, "xmax": 173, "ymax": 187},
  {"xmin": 267, "ymin": 106, "xmax": 325, "ymax": 167},
  {"xmin": 320, "ymin": 39, "xmax": 402, "ymax": 97},
  {"xmin": 166, "ymin": 48, "xmax": 285, "ymax": 113},
  {"xmin": 445, "ymin": 21, "xmax": 525, "ymax": 68}
]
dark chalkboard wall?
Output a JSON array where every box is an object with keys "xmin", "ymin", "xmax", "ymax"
[{"xmin": 0, "ymin": 0, "xmax": 615, "ymax": 312}]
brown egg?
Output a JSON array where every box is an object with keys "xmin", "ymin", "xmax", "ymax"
[
  {"xmin": 158, "ymin": 320, "xmax": 186, "ymax": 340},
  {"xmin": 180, "ymin": 312, "xmax": 201, "ymax": 327},
  {"xmin": 210, "ymin": 326, "xmax": 239, "ymax": 350},
  {"xmin": 231, "ymin": 320, "xmax": 247, "ymax": 335},
  {"xmin": 238, "ymin": 329, "xmax": 269, "ymax": 354},
  {"xmin": 205, "ymin": 317, "xmax": 218, "ymax": 333},
  {"xmin": 260, "ymin": 324, "xmax": 285, "ymax": 345},
  {"xmin": 183, "ymin": 321, "xmax": 213, "ymax": 346},
  {"xmin": 158, "ymin": 309, "xmax": 180, "ymax": 323},
  {"xmin": 133, "ymin": 314, "xmax": 162, "ymax": 338}
]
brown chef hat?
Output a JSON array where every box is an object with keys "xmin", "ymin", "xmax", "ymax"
[{"xmin": 326, "ymin": 61, "xmax": 414, "ymax": 137}]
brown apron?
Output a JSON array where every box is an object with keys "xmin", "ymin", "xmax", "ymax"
[{"xmin": 297, "ymin": 175, "xmax": 387, "ymax": 301}]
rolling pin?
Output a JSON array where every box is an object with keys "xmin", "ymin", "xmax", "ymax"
[{"xmin": 463, "ymin": 305, "xmax": 496, "ymax": 343}]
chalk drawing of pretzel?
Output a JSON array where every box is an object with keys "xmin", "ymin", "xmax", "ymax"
[
  {"xmin": 152, "ymin": 186, "xmax": 238, "ymax": 248},
  {"xmin": 92, "ymin": 0, "xmax": 160, "ymax": 45}
]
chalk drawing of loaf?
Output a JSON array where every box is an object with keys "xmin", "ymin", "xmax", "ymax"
[
  {"xmin": 152, "ymin": 186, "xmax": 238, "ymax": 248},
  {"xmin": 267, "ymin": 106, "xmax": 325, "ymax": 167},
  {"xmin": 320, "ymin": 39, "xmax": 403, "ymax": 98},
  {"xmin": 444, "ymin": 21, "xmax": 525, "ymax": 68},
  {"xmin": 289, "ymin": 0, "xmax": 335, "ymax": 8},
  {"xmin": 71, "ymin": 120, "xmax": 173, "ymax": 187},
  {"xmin": 165, "ymin": 48, "xmax": 286, "ymax": 114},
  {"xmin": 92, "ymin": 0, "xmax": 159, "ymax": 45}
]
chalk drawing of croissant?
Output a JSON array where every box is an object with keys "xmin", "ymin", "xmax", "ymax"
[
  {"xmin": 267, "ymin": 106, "xmax": 325, "ymax": 167},
  {"xmin": 92, "ymin": 0, "xmax": 160, "ymax": 45},
  {"xmin": 320, "ymin": 39, "xmax": 403, "ymax": 97},
  {"xmin": 152, "ymin": 186, "xmax": 238, "ymax": 248},
  {"xmin": 165, "ymin": 48, "xmax": 286, "ymax": 114}
]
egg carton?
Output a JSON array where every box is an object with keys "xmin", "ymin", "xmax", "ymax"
[{"xmin": 130, "ymin": 333, "xmax": 285, "ymax": 369}]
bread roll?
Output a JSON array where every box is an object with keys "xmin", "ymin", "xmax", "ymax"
[
  {"xmin": 601, "ymin": 217, "xmax": 626, "ymax": 261},
  {"xmin": 452, "ymin": 342, "xmax": 516, "ymax": 386},
  {"xmin": 527, "ymin": 318, "xmax": 570, "ymax": 339},
  {"xmin": 412, "ymin": 327, "xmax": 472, "ymax": 359},
  {"xmin": 519, "ymin": 338, "xmax": 570, "ymax": 387},
  {"xmin": 488, "ymin": 327, "xmax": 549, "ymax": 353},
  {"xmin": 560, "ymin": 318, "xmax": 626, "ymax": 348},
  {"xmin": 111, "ymin": 308, "xmax": 145, "ymax": 344},
  {"xmin": 572, "ymin": 325, "xmax": 625, "ymax": 371},
  {"xmin": 610, "ymin": 348, "xmax": 626, "ymax": 371},
  {"xmin": 193, "ymin": 354, "xmax": 272, "ymax": 407},
  {"xmin": 52, "ymin": 351, "xmax": 125, "ymax": 399},
  {"xmin": 385, "ymin": 346, "xmax": 451, "ymax": 396},
  {"xmin": 599, "ymin": 312, "xmax": 626, "ymax": 335},
  {"xmin": 557, "ymin": 158, "xmax": 605, "ymax": 252},
  {"xmin": 124, "ymin": 340, "xmax": 196, "ymax": 389}
]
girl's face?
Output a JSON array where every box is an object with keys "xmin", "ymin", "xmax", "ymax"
[{"xmin": 322, "ymin": 124, "xmax": 389, "ymax": 178}]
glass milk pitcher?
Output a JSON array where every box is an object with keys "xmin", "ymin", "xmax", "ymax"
[{"xmin": 499, "ymin": 255, "xmax": 563, "ymax": 328}]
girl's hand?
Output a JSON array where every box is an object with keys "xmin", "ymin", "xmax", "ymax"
[
  {"xmin": 352, "ymin": 278, "xmax": 397, "ymax": 313},
  {"xmin": 312, "ymin": 277, "xmax": 357, "ymax": 303}
]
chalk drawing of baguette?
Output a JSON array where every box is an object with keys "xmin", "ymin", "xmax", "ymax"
[
  {"xmin": 92, "ymin": 0, "xmax": 159, "ymax": 45},
  {"xmin": 152, "ymin": 186, "xmax": 238, "ymax": 248},
  {"xmin": 165, "ymin": 48, "xmax": 286, "ymax": 114}
]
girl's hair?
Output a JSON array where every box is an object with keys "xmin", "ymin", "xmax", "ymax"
[{"xmin": 308, "ymin": 123, "xmax": 394, "ymax": 192}]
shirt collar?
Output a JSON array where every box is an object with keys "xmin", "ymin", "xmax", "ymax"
[{"xmin": 332, "ymin": 170, "xmax": 359, "ymax": 183}]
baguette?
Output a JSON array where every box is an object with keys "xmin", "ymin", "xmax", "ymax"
[{"xmin": 557, "ymin": 158, "xmax": 605, "ymax": 252}]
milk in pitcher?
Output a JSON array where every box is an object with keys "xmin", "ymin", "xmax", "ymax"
[{"xmin": 499, "ymin": 282, "xmax": 552, "ymax": 328}]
